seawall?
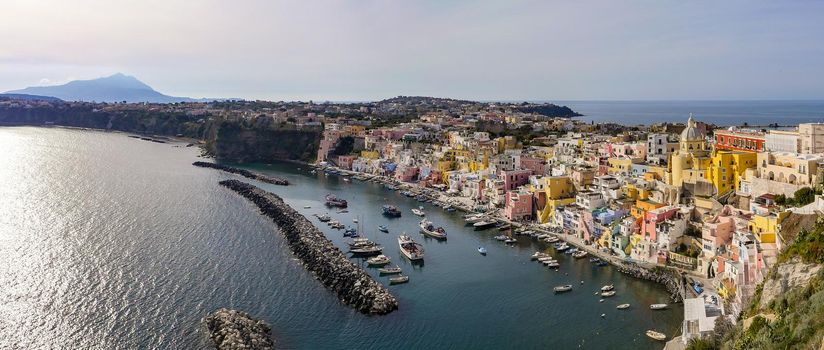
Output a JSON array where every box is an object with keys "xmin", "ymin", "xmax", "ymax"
[
  {"xmin": 219, "ymin": 179, "xmax": 398, "ymax": 315},
  {"xmin": 203, "ymin": 308, "xmax": 275, "ymax": 350},
  {"xmin": 194, "ymin": 162, "xmax": 289, "ymax": 185}
]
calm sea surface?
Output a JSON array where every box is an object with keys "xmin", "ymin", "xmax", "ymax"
[
  {"xmin": 0, "ymin": 127, "xmax": 681, "ymax": 349},
  {"xmin": 554, "ymin": 100, "xmax": 824, "ymax": 126}
]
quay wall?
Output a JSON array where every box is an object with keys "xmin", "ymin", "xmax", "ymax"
[
  {"xmin": 195, "ymin": 161, "xmax": 289, "ymax": 185},
  {"xmin": 219, "ymin": 179, "xmax": 398, "ymax": 315}
]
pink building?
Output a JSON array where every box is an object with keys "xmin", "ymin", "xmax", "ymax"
[
  {"xmin": 518, "ymin": 156, "xmax": 545, "ymax": 176},
  {"xmin": 501, "ymin": 169, "xmax": 532, "ymax": 191},
  {"xmin": 336, "ymin": 155, "xmax": 358, "ymax": 170},
  {"xmin": 504, "ymin": 190, "xmax": 533, "ymax": 221},
  {"xmin": 395, "ymin": 166, "xmax": 419, "ymax": 182},
  {"xmin": 642, "ymin": 206, "xmax": 679, "ymax": 242}
]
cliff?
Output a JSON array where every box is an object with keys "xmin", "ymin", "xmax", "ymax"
[{"xmin": 206, "ymin": 121, "xmax": 321, "ymax": 163}]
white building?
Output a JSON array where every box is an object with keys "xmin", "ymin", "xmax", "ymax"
[{"xmin": 765, "ymin": 130, "xmax": 801, "ymax": 153}]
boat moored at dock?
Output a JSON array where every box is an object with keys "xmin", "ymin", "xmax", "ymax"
[
  {"xmin": 554, "ymin": 285, "xmax": 573, "ymax": 293},
  {"xmin": 324, "ymin": 194, "xmax": 348, "ymax": 208},
  {"xmin": 650, "ymin": 303, "xmax": 668, "ymax": 310},
  {"xmin": 419, "ymin": 219, "xmax": 447, "ymax": 240},
  {"xmin": 389, "ymin": 275, "xmax": 409, "ymax": 285},
  {"xmin": 645, "ymin": 330, "xmax": 666, "ymax": 341},
  {"xmin": 398, "ymin": 234, "xmax": 424, "ymax": 261},
  {"xmin": 382, "ymin": 205, "xmax": 402, "ymax": 218}
]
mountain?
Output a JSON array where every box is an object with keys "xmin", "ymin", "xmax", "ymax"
[{"xmin": 5, "ymin": 73, "xmax": 207, "ymax": 103}]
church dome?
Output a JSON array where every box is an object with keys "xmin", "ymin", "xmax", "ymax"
[{"xmin": 680, "ymin": 114, "xmax": 704, "ymax": 142}]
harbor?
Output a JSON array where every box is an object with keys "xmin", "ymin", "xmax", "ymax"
[{"xmin": 236, "ymin": 160, "xmax": 684, "ymax": 349}]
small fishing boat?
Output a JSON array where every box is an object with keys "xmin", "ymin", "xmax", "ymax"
[
  {"xmin": 324, "ymin": 194, "xmax": 348, "ymax": 208},
  {"xmin": 601, "ymin": 284, "xmax": 614, "ymax": 292},
  {"xmin": 349, "ymin": 244, "xmax": 383, "ymax": 255},
  {"xmin": 572, "ymin": 250, "xmax": 588, "ymax": 259},
  {"xmin": 554, "ymin": 285, "xmax": 573, "ymax": 293},
  {"xmin": 378, "ymin": 225, "xmax": 389, "ymax": 233},
  {"xmin": 464, "ymin": 214, "xmax": 484, "ymax": 224},
  {"xmin": 366, "ymin": 255, "xmax": 391, "ymax": 266},
  {"xmin": 353, "ymin": 218, "xmax": 359, "ymax": 223},
  {"xmin": 412, "ymin": 207, "xmax": 425, "ymax": 216},
  {"xmin": 498, "ymin": 224, "xmax": 511, "ymax": 231},
  {"xmin": 645, "ymin": 330, "xmax": 666, "ymax": 341},
  {"xmin": 398, "ymin": 234, "xmax": 424, "ymax": 261},
  {"xmin": 650, "ymin": 304, "xmax": 668, "ymax": 310},
  {"xmin": 316, "ymin": 214, "xmax": 331, "ymax": 222},
  {"xmin": 419, "ymin": 219, "xmax": 447, "ymax": 240},
  {"xmin": 478, "ymin": 246, "xmax": 488, "ymax": 255},
  {"xmin": 600, "ymin": 291, "xmax": 616, "ymax": 297},
  {"xmin": 303, "ymin": 205, "xmax": 311, "ymax": 209},
  {"xmin": 382, "ymin": 205, "xmax": 402, "ymax": 218},
  {"xmin": 546, "ymin": 262, "xmax": 560, "ymax": 268},
  {"xmin": 546, "ymin": 236, "xmax": 560, "ymax": 243},
  {"xmin": 337, "ymin": 209, "xmax": 349, "ymax": 213},
  {"xmin": 378, "ymin": 266, "xmax": 402, "ymax": 275},
  {"xmin": 531, "ymin": 252, "xmax": 550, "ymax": 260},
  {"xmin": 504, "ymin": 238, "xmax": 517, "ymax": 244},
  {"xmin": 616, "ymin": 304, "xmax": 630, "ymax": 309},
  {"xmin": 389, "ymin": 275, "xmax": 409, "ymax": 285},
  {"xmin": 494, "ymin": 235, "xmax": 509, "ymax": 241}
]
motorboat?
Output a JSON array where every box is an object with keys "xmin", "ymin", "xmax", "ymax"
[
  {"xmin": 546, "ymin": 236, "xmax": 560, "ymax": 243},
  {"xmin": 554, "ymin": 285, "xmax": 573, "ymax": 293},
  {"xmin": 546, "ymin": 262, "xmax": 560, "ymax": 268},
  {"xmin": 494, "ymin": 235, "xmax": 509, "ymax": 241},
  {"xmin": 473, "ymin": 220, "xmax": 496, "ymax": 229},
  {"xmin": 303, "ymin": 205, "xmax": 311, "ymax": 209},
  {"xmin": 646, "ymin": 330, "xmax": 666, "ymax": 341},
  {"xmin": 382, "ymin": 205, "xmax": 402, "ymax": 218},
  {"xmin": 378, "ymin": 266, "xmax": 402, "ymax": 275},
  {"xmin": 389, "ymin": 275, "xmax": 409, "ymax": 285},
  {"xmin": 367, "ymin": 255, "xmax": 391, "ymax": 266},
  {"xmin": 337, "ymin": 209, "xmax": 348, "ymax": 213},
  {"xmin": 324, "ymin": 194, "xmax": 348, "ymax": 208},
  {"xmin": 616, "ymin": 304, "xmax": 630, "ymax": 309},
  {"xmin": 398, "ymin": 234, "xmax": 424, "ymax": 261},
  {"xmin": 554, "ymin": 243, "xmax": 570, "ymax": 251},
  {"xmin": 464, "ymin": 214, "xmax": 484, "ymax": 224},
  {"xmin": 412, "ymin": 207, "xmax": 426, "ymax": 217},
  {"xmin": 572, "ymin": 250, "xmax": 588, "ymax": 259},
  {"xmin": 349, "ymin": 244, "xmax": 383, "ymax": 255},
  {"xmin": 531, "ymin": 252, "xmax": 550, "ymax": 260},
  {"xmin": 600, "ymin": 291, "xmax": 616, "ymax": 297},
  {"xmin": 478, "ymin": 246, "xmax": 487, "ymax": 255},
  {"xmin": 650, "ymin": 304, "xmax": 668, "ymax": 310},
  {"xmin": 353, "ymin": 218, "xmax": 358, "ymax": 223},
  {"xmin": 601, "ymin": 285, "xmax": 614, "ymax": 292},
  {"xmin": 378, "ymin": 225, "xmax": 389, "ymax": 233},
  {"xmin": 316, "ymin": 214, "xmax": 331, "ymax": 222},
  {"xmin": 419, "ymin": 219, "xmax": 447, "ymax": 240},
  {"xmin": 498, "ymin": 224, "xmax": 511, "ymax": 231},
  {"xmin": 504, "ymin": 238, "xmax": 517, "ymax": 244},
  {"xmin": 537, "ymin": 256, "xmax": 554, "ymax": 263}
]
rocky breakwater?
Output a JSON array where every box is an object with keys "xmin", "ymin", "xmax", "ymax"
[
  {"xmin": 203, "ymin": 308, "xmax": 275, "ymax": 350},
  {"xmin": 617, "ymin": 263, "xmax": 683, "ymax": 302},
  {"xmin": 194, "ymin": 161, "xmax": 289, "ymax": 185},
  {"xmin": 219, "ymin": 179, "xmax": 399, "ymax": 315}
]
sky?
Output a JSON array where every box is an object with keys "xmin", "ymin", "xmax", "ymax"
[{"xmin": 2, "ymin": 0, "xmax": 824, "ymax": 101}]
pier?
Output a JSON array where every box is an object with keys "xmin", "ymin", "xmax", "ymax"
[
  {"xmin": 219, "ymin": 179, "xmax": 398, "ymax": 315},
  {"xmin": 194, "ymin": 161, "xmax": 289, "ymax": 185}
]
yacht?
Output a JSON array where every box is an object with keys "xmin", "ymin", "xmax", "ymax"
[
  {"xmin": 349, "ymin": 243, "xmax": 383, "ymax": 255},
  {"xmin": 553, "ymin": 285, "xmax": 573, "ymax": 293},
  {"xmin": 398, "ymin": 234, "xmax": 424, "ymax": 261},
  {"xmin": 367, "ymin": 255, "xmax": 391, "ymax": 266},
  {"xmin": 473, "ymin": 220, "xmax": 496, "ymax": 229}
]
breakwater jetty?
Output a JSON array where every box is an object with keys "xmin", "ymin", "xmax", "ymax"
[
  {"xmin": 194, "ymin": 162, "xmax": 289, "ymax": 185},
  {"xmin": 617, "ymin": 264, "xmax": 684, "ymax": 302},
  {"xmin": 203, "ymin": 308, "xmax": 275, "ymax": 350},
  {"xmin": 219, "ymin": 179, "xmax": 398, "ymax": 315}
]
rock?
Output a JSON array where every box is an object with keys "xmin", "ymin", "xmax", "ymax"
[
  {"xmin": 203, "ymin": 308, "xmax": 275, "ymax": 350},
  {"xmin": 219, "ymin": 179, "xmax": 398, "ymax": 315},
  {"xmin": 194, "ymin": 162, "xmax": 289, "ymax": 185},
  {"xmin": 759, "ymin": 257, "xmax": 822, "ymax": 310}
]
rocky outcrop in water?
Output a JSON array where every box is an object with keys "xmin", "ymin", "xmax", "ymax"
[
  {"xmin": 617, "ymin": 264, "xmax": 684, "ymax": 302},
  {"xmin": 203, "ymin": 308, "xmax": 275, "ymax": 350},
  {"xmin": 194, "ymin": 162, "xmax": 289, "ymax": 185},
  {"xmin": 219, "ymin": 179, "xmax": 398, "ymax": 315}
]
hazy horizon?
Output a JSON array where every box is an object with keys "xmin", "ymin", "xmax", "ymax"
[{"xmin": 3, "ymin": 0, "xmax": 824, "ymax": 101}]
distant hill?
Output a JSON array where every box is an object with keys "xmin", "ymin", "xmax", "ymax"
[
  {"xmin": 0, "ymin": 93, "xmax": 63, "ymax": 102},
  {"xmin": 4, "ymin": 73, "xmax": 217, "ymax": 103},
  {"xmin": 377, "ymin": 95, "xmax": 581, "ymax": 118}
]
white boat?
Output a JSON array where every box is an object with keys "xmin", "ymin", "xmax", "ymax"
[
  {"xmin": 572, "ymin": 250, "xmax": 588, "ymax": 259},
  {"xmin": 317, "ymin": 214, "xmax": 331, "ymax": 222},
  {"xmin": 554, "ymin": 285, "xmax": 573, "ymax": 293},
  {"xmin": 473, "ymin": 220, "xmax": 496, "ymax": 229},
  {"xmin": 646, "ymin": 330, "xmax": 666, "ymax": 341},
  {"xmin": 349, "ymin": 244, "xmax": 383, "ymax": 254},
  {"xmin": 303, "ymin": 205, "xmax": 311, "ymax": 209},
  {"xmin": 650, "ymin": 304, "xmax": 668, "ymax": 310},
  {"xmin": 366, "ymin": 254, "xmax": 391, "ymax": 266},
  {"xmin": 398, "ymin": 234, "xmax": 424, "ymax": 261},
  {"xmin": 616, "ymin": 303, "xmax": 630, "ymax": 309},
  {"xmin": 555, "ymin": 243, "xmax": 570, "ymax": 251},
  {"xmin": 412, "ymin": 208, "xmax": 425, "ymax": 216},
  {"xmin": 389, "ymin": 275, "xmax": 409, "ymax": 285},
  {"xmin": 546, "ymin": 262, "xmax": 560, "ymax": 268},
  {"xmin": 600, "ymin": 291, "xmax": 616, "ymax": 297},
  {"xmin": 601, "ymin": 284, "xmax": 614, "ymax": 292},
  {"xmin": 353, "ymin": 218, "xmax": 359, "ymax": 223},
  {"xmin": 378, "ymin": 266, "xmax": 402, "ymax": 275},
  {"xmin": 504, "ymin": 238, "xmax": 517, "ymax": 244},
  {"xmin": 478, "ymin": 246, "xmax": 487, "ymax": 255},
  {"xmin": 419, "ymin": 219, "xmax": 447, "ymax": 240},
  {"xmin": 464, "ymin": 215, "xmax": 484, "ymax": 224},
  {"xmin": 532, "ymin": 252, "xmax": 550, "ymax": 260},
  {"xmin": 538, "ymin": 256, "xmax": 555, "ymax": 262}
]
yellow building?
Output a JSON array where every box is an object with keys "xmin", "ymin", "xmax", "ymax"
[
  {"xmin": 532, "ymin": 176, "xmax": 576, "ymax": 224},
  {"xmin": 608, "ymin": 157, "xmax": 634, "ymax": 175},
  {"xmin": 747, "ymin": 212, "xmax": 789, "ymax": 244},
  {"xmin": 631, "ymin": 199, "xmax": 664, "ymax": 218},
  {"xmin": 707, "ymin": 150, "xmax": 757, "ymax": 194},
  {"xmin": 360, "ymin": 150, "xmax": 380, "ymax": 159},
  {"xmin": 668, "ymin": 115, "xmax": 712, "ymax": 187}
]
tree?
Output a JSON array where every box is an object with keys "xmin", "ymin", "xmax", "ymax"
[{"xmin": 793, "ymin": 187, "xmax": 816, "ymax": 206}]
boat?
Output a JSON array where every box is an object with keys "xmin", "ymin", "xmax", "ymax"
[
  {"xmin": 650, "ymin": 304, "xmax": 668, "ymax": 310},
  {"xmin": 537, "ymin": 256, "xmax": 554, "ymax": 262},
  {"xmin": 446, "ymin": 206, "xmax": 456, "ymax": 212},
  {"xmin": 324, "ymin": 194, "xmax": 348, "ymax": 208},
  {"xmin": 464, "ymin": 214, "xmax": 484, "ymax": 224},
  {"xmin": 546, "ymin": 262, "xmax": 560, "ymax": 268},
  {"xmin": 353, "ymin": 218, "xmax": 358, "ymax": 223},
  {"xmin": 601, "ymin": 284, "xmax": 614, "ymax": 292},
  {"xmin": 531, "ymin": 252, "xmax": 550, "ymax": 260},
  {"xmin": 600, "ymin": 291, "xmax": 616, "ymax": 297},
  {"xmin": 378, "ymin": 225, "xmax": 389, "ymax": 233},
  {"xmin": 349, "ymin": 243, "xmax": 383, "ymax": 255},
  {"xmin": 337, "ymin": 209, "xmax": 348, "ymax": 213},
  {"xmin": 572, "ymin": 250, "xmax": 588, "ymax": 259},
  {"xmin": 366, "ymin": 254, "xmax": 391, "ymax": 266},
  {"xmin": 498, "ymin": 224, "xmax": 511, "ymax": 231},
  {"xmin": 597, "ymin": 260, "xmax": 609, "ymax": 267},
  {"xmin": 616, "ymin": 304, "xmax": 630, "ymax": 309},
  {"xmin": 646, "ymin": 330, "xmax": 666, "ymax": 341},
  {"xmin": 316, "ymin": 214, "xmax": 331, "ymax": 222},
  {"xmin": 303, "ymin": 205, "xmax": 311, "ymax": 209},
  {"xmin": 398, "ymin": 234, "xmax": 424, "ymax": 261},
  {"xmin": 554, "ymin": 285, "xmax": 573, "ymax": 293},
  {"xmin": 343, "ymin": 227, "xmax": 359, "ymax": 237},
  {"xmin": 473, "ymin": 220, "xmax": 496, "ymax": 229},
  {"xmin": 478, "ymin": 246, "xmax": 487, "ymax": 255},
  {"xmin": 389, "ymin": 275, "xmax": 409, "ymax": 285},
  {"xmin": 412, "ymin": 207, "xmax": 426, "ymax": 216},
  {"xmin": 494, "ymin": 235, "xmax": 508, "ymax": 241},
  {"xmin": 504, "ymin": 238, "xmax": 517, "ymax": 244},
  {"xmin": 382, "ymin": 205, "xmax": 402, "ymax": 218},
  {"xmin": 419, "ymin": 219, "xmax": 447, "ymax": 239},
  {"xmin": 378, "ymin": 266, "xmax": 402, "ymax": 275},
  {"xmin": 546, "ymin": 236, "xmax": 560, "ymax": 243}
]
